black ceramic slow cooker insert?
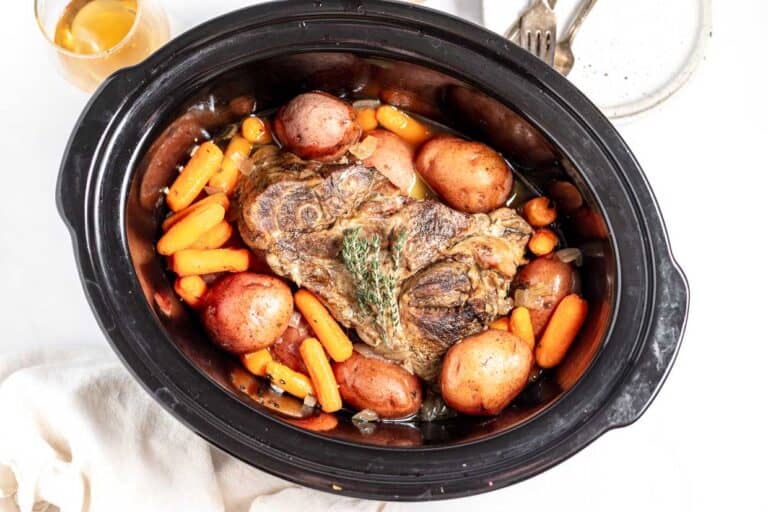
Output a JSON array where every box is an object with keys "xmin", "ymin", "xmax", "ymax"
[{"xmin": 57, "ymin": 0, "xmax": 689, "ymax": 501}]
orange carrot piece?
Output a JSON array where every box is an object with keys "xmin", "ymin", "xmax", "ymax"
[
  {"xmin": 528, "ymin": 228, "xmax": 559, "ymax": 256},
  {"xmin": 510, "ymin": 306, "xmax": 535, "ymax": 350},
  {"xmin": 157, "ymin": 203, "xmax": 225, "ymax": 256},
  {"xmin": 357, "ymin": 108, "xmax": 379, "ymax": 132},
  {"xmin": 208, "ymin": 135, "xmax": 251, "ymax": 196},
  {"xmin": 300, "ymin": 337, "xmax": 343, "ymax": 413},
  {"xmin": 189, "ymin": 221, "xmax": 233, "ymax": 250},
  {"xmin": 265, "ymin": 361, "xmax": 314, "ymax": 399},
  {"xmin": 171, "ymin": 248, "xmax": 250, "ymax": 277},
  {"xmin": 167, "ymin": 141, "xmax": 224, "ymax": 212},
  {"xmin": 241, "ymin": 349, "xmax": 273, "ymax": 377},
  {"xmin": 284, "ymin": 412, "xmax": 339, "ymax": 432},
  {"xmin": 241, "ymin": 117, "xmax": 272, "ymax": 144},
  {"xmin": 535, "ymin": 294, "xmax": 588, "ymax": 368},
  {"xmin": 522, "ymin": 197, "xmax": 557, "ymax": 227},
  {"xmin": 490, "ymin": 317, "xmax": 510, "ymax": 331},
  {"xmin": 173, "ymin": 275, "xmax": 208, "ymax": 308},
  {"xmin": 294, "ymin": 289, "xmax": 353, "ymax": 362},
  {"xmin": 375, "ymin": 105, "xmax": 431, "ymax": 146},
  {"xmin": 161, "ymin": 193, "xmax": 230, "ymax": 232}
]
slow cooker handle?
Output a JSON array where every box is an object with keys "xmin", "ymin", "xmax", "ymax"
[
  {"xmin": 57, "ymin": 70, "xmax": 136, "ymax": 234},
  {"xmin": 601, "ymin": 256, "xmax": 688, "ymax": 428}
]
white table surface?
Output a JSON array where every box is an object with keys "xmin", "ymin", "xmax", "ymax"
[{"xmin": 1, "ymin": 1, "xmax": 766, "ymax": 510}]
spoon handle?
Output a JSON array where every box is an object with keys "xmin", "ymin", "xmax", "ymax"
[{"xmin": 563, "ymin": 0, "xmax": 598, "ymax": 44}]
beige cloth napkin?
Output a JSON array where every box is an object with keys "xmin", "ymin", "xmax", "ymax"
[{"xmin": 0, "ymin": 347, "xmax": 381, "ymax": 512}]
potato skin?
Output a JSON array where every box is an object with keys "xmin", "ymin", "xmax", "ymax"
[
  {"xmin": 201, "ymin": 273, "xmax": 293, "ymax": 354},
  {"xmin": 513, "ymin": 255, "xmax": 575, "ymax": 336},
  {"xmin": 440, "ymin": 330, "xmax": 533, "ymax": 416},
  {"xmin": 271, "ymin": 326, "xmax": 310, "ymax": 374},
  {"xmin": 274, "ymin": 91, "xmax": 361, "ymax": 162},
  {"xmin": 415, "ymin": 136, "xmax": 513, "ymax": 213},
  {"xmin": 333, "ymin": 352, "xmax": 423, "ymax": 419},
  {"xmin": 363, "ymin": 129, "xmax": 416, "ymax": 192}
]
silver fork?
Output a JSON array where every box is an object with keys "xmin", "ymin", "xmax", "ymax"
[{"xmin": 505, "ymin": 0, "xmax": 558, "ymax": 66}]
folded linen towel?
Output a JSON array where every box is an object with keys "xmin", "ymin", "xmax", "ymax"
[{"xmin": 0, "ymin": 347, "xmax": 380, "ymax": 512}]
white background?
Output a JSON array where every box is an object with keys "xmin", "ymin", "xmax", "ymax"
[{"xmin": 1, "ymin": 1, "xmax": 766, "ymax": 510}]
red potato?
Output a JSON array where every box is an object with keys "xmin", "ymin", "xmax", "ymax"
[
  {"xmin": 363, "ymin": 129, "xmax": 416, "ymax": 193},
  {"xmin": 271, "ymin": 325, "xmax": 312, "ymax": 374},
  {"xmin": 513, "ymin": 254, "xmax": 575, "ymax": 337},
  {"xmin": 201, "ymin": 273, "xmax": 293, "ymax": 354},
  {"xmin": 415, "ymin": 136, "xmax": 513, "ymax": 213},
  {"xmin": 273, "ymin": 92, "xmax": 361, "ymax": 162},
  {"xmin": 333, "ymin": 352, "xmax": 423, "ymax": 419},
  {"xmin": 440, "ymin": 330, "xmax": 533, "ymax": 416}
]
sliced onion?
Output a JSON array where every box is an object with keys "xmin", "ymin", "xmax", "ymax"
[
  {"xmin": 270, "ymin": 384, "xmax": 285, "ymax": 395},
  {"xmin": 352, "ymin": 409, "xmax": 380, "ymax": 423},
  {"xmin": 419, "ymin": 392, "xmax": 458, "ymax": 422},
  {"xmin": 352, "ymin": 344, "xmax": 388, "ymax": 361},
  {"xmin": 514, "ymin": 283, "xmax": 550, "ymax": 309},
  {"xmin": 296, "ymin": 317, "xmax": 310, "ymax": 337},
  {"xmin": 303, "ymin": 394, "xmax": 317, "ymax": 409},
  {"xmin": 352, "ymin": 99, "xmax": 381, "ymax": 110},
  {"xmin": 349, "ymin": 135, "xmax": 378, "ymax": 160},
  {"xmin": 555, "ymin": 248, "xmax": 583, "ymax": 266},
  {"xmin": 238, "ymin": 158, "xmax": 255, "ymax": 176},
  {"xmin": 218, "ymin": 123, "xmax": 239, "ymax": 141},
  {"xmin": 288, "ymin": 310, "xmax": 303, "ymax": 329}
]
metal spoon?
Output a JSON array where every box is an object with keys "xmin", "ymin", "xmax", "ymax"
[{"xmin": 554, "ymin": 0, "xmax": 598, "ymax": 75}]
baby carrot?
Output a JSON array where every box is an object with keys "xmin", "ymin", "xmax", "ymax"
[
  {"xmin": 157, "ymin": 203, "xmax": 225, "ymax": 256},
  {"xmin": 528, "ymin": 228, "xmax": 559, "ymax": 256},
  {"xmin": 375, "ymin": 105, "xmax": 432, "ymax": 146},
  {"xmin": 357, "ymin": 108, "xmax": 379, "ymax": 132},
  {"xmin": 535, "ymin": 294, "xmax": 588, "ymax": 368},
  {"xmin": 522, "ymin": 197, "xmax": 557, "ymax": 227},
  {"xmin": 294, "ymin": 289, "xmax": 353, "ymax": 362},
  {"xmin": 189, "ymin": 221, "xmax": 233, "ymax": 250},
  {"xmin": 510, "ymin": 306, "xmax": 535, "ymax": 350},
  {"xmin": 241, "ymin": 117, "xmax": 272, "ymax": 144},
  {"xmin": 208, "ymin": 135, "xmax": 251, "ymax": 196},
  {"xmin": 173, "ymin": 275, "xmax": 208, "ymax": 308},
  {"xmin": 167, "ymin": 141, "xmax": 224, "ymax": 212},
  {"xmin": 161, "ymin": 193, "xmax": 230, "ymax": 232},
  {"xmin": 265, "ymin": 361, "xmax": 315, "ymax": 399},
  {"xmin": 300, "ymin": 337, "xmax": 342, "ymax": 413},
  {"xmin": 285, "ymin": 412, "xmax": 339, "ymax": 432},
  {"xmin": 490, "ymin": 316, "xmax": 510, "ymax": 331},
  {"xmin": 171, "ymin": 248, "xmax": 250, "ymax": 276},
  {"xmin": 241, "ymin": 349, "xmax": 273, "ymax": 377}
]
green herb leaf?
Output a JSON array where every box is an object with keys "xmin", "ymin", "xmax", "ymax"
[{"xmin": 341, "ymin": 227, "xmax": 406, "ymax": 348}]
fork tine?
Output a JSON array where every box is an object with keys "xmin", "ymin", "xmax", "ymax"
[
  {"xmin": 545, "ymin": 30, "xmax": 555, "ymax": 64},
  {"xmin": 536, "ymin": 31, "xmax": 544, "ymax": 59}
]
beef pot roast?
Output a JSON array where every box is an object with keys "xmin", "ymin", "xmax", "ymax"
[{"xmin": 237, "ymin": 147, "xmax": 532, "ymax": 379}]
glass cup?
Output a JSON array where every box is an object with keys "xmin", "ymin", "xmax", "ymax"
[{"xmin": 35, "ymin": 0, "xmax": 170, "ymax": 92}]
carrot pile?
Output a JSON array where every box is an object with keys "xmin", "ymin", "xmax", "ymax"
[{"xmin": 157, "ymin": 117, "xmax": 279, "ymax": 303}]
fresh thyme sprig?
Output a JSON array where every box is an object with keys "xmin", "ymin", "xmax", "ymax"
[{"xmin": 341, "ymin": 227, "xmax": 407, "ymax": 348}]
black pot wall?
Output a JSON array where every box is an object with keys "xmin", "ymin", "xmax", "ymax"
[{"xmin": 57, "ymin": 0, "xmax": 688, "ymax": 501}]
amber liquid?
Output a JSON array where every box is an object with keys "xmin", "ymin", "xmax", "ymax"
[{"xmin": 44, "ymin": 0, "xmax": 169, "ymax": 91}]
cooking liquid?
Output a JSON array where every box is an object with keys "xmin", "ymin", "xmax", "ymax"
[{"xmin": 43, "ymin": 0, "xmax": 169, "ymax": 91}]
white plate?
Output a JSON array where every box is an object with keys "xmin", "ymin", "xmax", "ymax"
[{"xmin": 482, "ymin": 0, "xmax": 712, "ymax": 121}]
